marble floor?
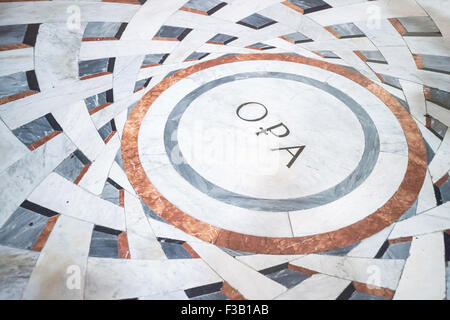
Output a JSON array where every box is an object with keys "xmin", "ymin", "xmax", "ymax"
[{"xmin": 0, "ymin": 0, "xmax": 449, "ymax": 300}]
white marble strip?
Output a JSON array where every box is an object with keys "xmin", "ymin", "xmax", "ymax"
[
  {"xmin": 0, "ymin": 47, "xmax": 34, "ymax": 77},
  {"xmin": 307, "ymin": 0, "xmax": 427, "ymax": 26},
  {"xmin": 187, "ymin": 241, "xmax": 287, "ymax": 300},
  {"xmin": 290, "ymin": 254, "xmax": 405, "ymax": 290},
  {"xmin": 23, "ymin": 215, "xmax": 94, "ymax": 300},
  {"xmin": 389, "ymin": 202, "xmax": 450, "ymax": 239},
  {"xmin": 78, "ymin": 134, "xmax": 120, "ymax": 196},
  {"xmin": 27, "ymin": 172, "xmax": 126, "ymax": 231},
  {"xmin": 84, "ymin": 257, "xmax": 222, "ymax": 299},
  {"xmin": 275, "ymin": 274, "xmax": 351, "ymax": 300},
  {"xmin": 34, "ymin": 22, "xmax": 85, "ymax": 91},
  {"xmin": 124, "ymin": 191, "xmax": 166, "ymax": 260},
  {"xmin": 0, "ymin": 133, "xmax": 75, "ymax": 227},
  {"xmin": 429, "ymin": 129, "xmax": 450, "ymax": 183},
  {"xmin": 0, "ymin": 2, "xmax": 139, "ymax": 26},
  {"xmin": 0, "ymin": 74, "xmax": 113, "ymax": 130},
  {"xmin": 394, "ymin": 232, "xmax": 446, "ymax": 299},
  {"xmin": 52, "ymin": 100, "xmax": 106, "ymax": 161},
  {"xmin": 0, "ymin": 119, "xmax": 30, "ymax": 175}
]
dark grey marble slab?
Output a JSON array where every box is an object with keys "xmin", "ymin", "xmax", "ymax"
[
  {"xmin": 0, "ymin": 24, "xmax": 27, "ymax": 46},
  {"xmin": 0, "ymin": 206, "xmax": 49, "ymax": 250},
  {"xmin": 237, "ymin": 13, "xmax": 277, "ymax": 30},
  {"xmin": 12, "ymin": 114, "xmax": 54, "ymax": 147},
  {"xmin": 54, "ymin": 152, "xmax": 85, "ymax": 182},
  {"xmin": 78, "ymin": 58, "xmax": 109, "ymax": 77},
  {"xmin": 266, "ymin": 268, "xmax": 310, "ymax": 288},
  {"xmin": 88, "ymin": 229, "xmax": 119, "ymax": 258},
  {"xmin": 0, "ymin": 71, "xmax": 29, "ymax": 99}
]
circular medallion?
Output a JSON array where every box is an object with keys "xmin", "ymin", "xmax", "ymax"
[{"xmin": 121, "ymin": 54, "xmax": 427, "ymax": 254}]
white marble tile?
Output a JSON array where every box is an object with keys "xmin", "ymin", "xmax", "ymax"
[
  {"xmin": 389, "ymin": 202, "xmax": 450, "ymax": 239},
  {"xmin": 394, "ymin": 232, "xmax": 446, "ymax": 300},
  {"xmin": 78, "ymin": 133, "xmax": 120, "ymax": 195},
  {"xmin": 0, "ymin": 119, "xmax": 30, "ymax": 174},
  {"xmin": 187, "ymin": 241, "xmax": 287, "ymax": 299},
  {"xmin": 347, "ymin": 225, "xmax": 394, "ymax": 258},
  {"xmin": 124, "ymin": 191, "xmax": 165, "ymax": 260},
  {"xmin": 0, "ymin": 133, "xmax": 75, "ymax": 227},
  {"xmin": 84, "ymin": 257, "xmax": 221, "ymax": 300},
  {"xmin": 0, "ymin": 245, "xmax": 39, "ymax": 300},
  {"xmin": 28, "ymin": 172, "xmax": 126, "ymax": 231},
  {"xmin": 34, "ymin": 23, "xmax": 85, "ymax": 91},
  {"xmin": 275, "ymin": 274, "xmax": 351, "ymax": 300},
  {"xmin": 429, "ymin": 129, "xmax": 450, "ymax": 183},
  {"xmin": 236, "ymin": 254, "xmax": 305, "ymax": 272},
  {"xmin": 52, "ymin": 100, "xmax": 106, "ymax": 161},
  {"xmin": 23, "ymin": 215, "xmax": 93, "ymax": 300},
  {"xmin": 0, "ymin": 47, "xmax": 34, "ymax": 77},
  {"xmin": 0, "ymin": 2, "xmax": 139, "ymax": 26},
  {"xmin": 290, "ymin": 254, "xmax": 405, "ymax": 290}
]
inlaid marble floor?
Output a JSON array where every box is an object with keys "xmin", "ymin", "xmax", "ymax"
[{"xmin": 0, "ymin": 0, "xmax": 449, "ymax": 300}]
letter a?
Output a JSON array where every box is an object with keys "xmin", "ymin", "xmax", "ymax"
[{"xmin": 272, "ymin": 145, "xmax": 305, "ymax": 168}]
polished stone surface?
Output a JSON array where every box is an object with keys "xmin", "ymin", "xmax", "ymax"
[{"xmin": 0, "ymin": 0, "xmax": 448, "ymax": 301}]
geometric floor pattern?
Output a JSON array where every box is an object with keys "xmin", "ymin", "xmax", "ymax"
[{"xmin": 0, "ymin": 0, "xmax": 449, "ymax": 300}]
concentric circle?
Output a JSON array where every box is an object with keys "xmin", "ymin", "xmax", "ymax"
[{"xmin": 121, "ymin": 53, "xmax": 427, "ymax": 254}]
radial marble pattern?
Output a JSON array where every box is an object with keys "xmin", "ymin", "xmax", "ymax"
[{"xmin": 0, "ymin": 0, "xmax": 449, "ymax": 300}]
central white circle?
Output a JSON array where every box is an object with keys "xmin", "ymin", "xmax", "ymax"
[{"xmin": 177, "ymin": 77, "xmax": 365, "ymax": 199}]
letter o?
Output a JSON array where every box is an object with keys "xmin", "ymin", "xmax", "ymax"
[{"xmin": 236, "ymin": 102, "xmax": 268, "ymax": 122}]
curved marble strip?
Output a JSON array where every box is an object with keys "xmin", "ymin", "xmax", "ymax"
[{"xmin": 121, "ymin": 53, "xmax": 427, "ymax": 254}]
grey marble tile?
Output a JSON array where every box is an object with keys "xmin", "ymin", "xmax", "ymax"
[
  {"xmin": 398, "ymin": 16, "xmax": 441, "ymax": 36},
  {"xmin": 349, "ymin": 291, "xmax": 390, "ymax": 300},
  {"xmin": 54, "ymin": 152, "xmax": 85, "ymax": 182},
  {"xmin": 316, "ymin": 50, "xmax": 339, "ymax": 58},
  {"xmin": 266, "ymin": 268, "xmax": 310, "ymax": 289},
  {"xmin": 329, "ymin": 22, "xmax": 365, "ymax": 38},
  {"xmin": 379, "ymin": 73, "xmax": 402, "ymax": 89},
  {"xmin": 382, "ymin": 241, "xmax": 411, "ymax": 260},
  {"xmin": 155, "ymin": 26, "xmax": 192, "ymax": 41},
  {"xmin": 12, "ymin": 114, "xmax": 54, "ymax": 147},
  {"xmin": 396, "ymin": 200, "xmax": 417, "ymax": 222},
  {"xmin": 141, "ymin": 200, "xmax": 168, "ymax": 223},
  {"xmin": 191, "ymin": 291, "xmax": 228, "ymax": 300},
  {"xmin": 101, "ymin": 180, "xmax": 120, "ymax": 206},
  {"xmin": 237, "ymin": 13, "xmax": 276, "ymax": 30},
  {"xmin": 319, "ymin": 241, "xmax": 360, "ymax": 256},
  {"xmin": 439, "ymin": 180, "xmax": 450, "ymax": 203},
  {"xmin": 287, "ymin": 0, "xmax": 331, "ymax": 13},
  {"xmin": 78, "ymin": 58, "xmax": 109, "ymax": 77},
  {"xmin": 360, "ymin": 50, "xmax": 387, "ymax": 63},
  {"xmin": 0, "ymin": 245, "xmax": 39, "ymax": 299},
  {"xmin": 98, "ymin": 120, "xmax": 115, "ymax": 140},
  {"xmin": 282, "ymin": 32, "xmax": 312, "ymax": 43},
  {"xmin": 183, "ymin": 0, "xmax": 226, "ymax": 15},
  {"xmin": 218, "ymin": 246, "xmax": 253, "ymax": 257},
  {"xmin": 421, "ymin": 54, "xmax": 450, "ymax": 74},
  {"xmin": 0, "ymin": 206, "xmax": 49, "ymax": 250},
  {"xmin": 209, "ymin": 33, "xmax": 237, "ymax": 44},
  {"xmin": 142, "ymin": 53, "xmax": 168, "ymax": 65},
  {"xmin": 0, "ymin": 71, "xmax": 29, "ymax": 99},
  {"xmin": 0, "ymin": 24, "xmax": 27, "ymax": 46},
  {"xmin": 83, "ymin": 22, "xmax": 122, "ymax": 38},
  {"xmin": 247, "ymin": 42, "xmax": 275, "ymax": 50},
  {"xmin": 89, "ymin": 229, "xmax": 119, "ymax": 258},
  {"xmin": 185, "ymin": 52, "xmax": 210, "ymax": 60},
  {"xmin": 427, "ymin": 86, "xmax": 450, "ymax": 111},
  {"xmin": 160, "ymin": 241, "xmax": 193, "ymax": 259},
  {"xmin": 85, "ymin": 91, "xmax": 108, "ymax": 111}
]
